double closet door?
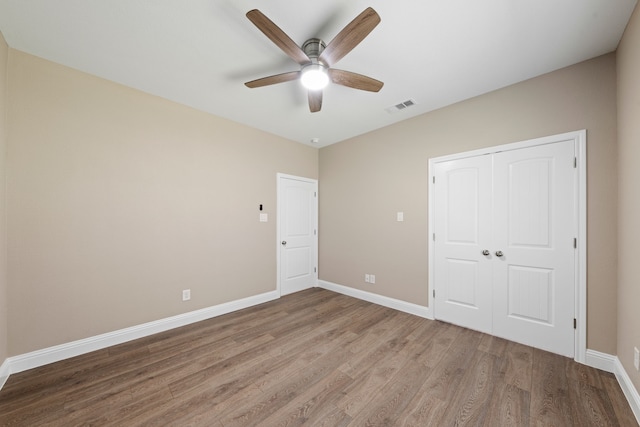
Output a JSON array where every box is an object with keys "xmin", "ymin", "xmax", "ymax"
[{"xmin": 433, "ymin": 140, "xmax": 576, "ymax": 357}]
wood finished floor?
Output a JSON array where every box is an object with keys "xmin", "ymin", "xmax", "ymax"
[{"xmin": 0, "ymin": 288, "xmax": 637, "ymax": 426}]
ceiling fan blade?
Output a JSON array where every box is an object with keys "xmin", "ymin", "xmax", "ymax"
[
  {"xmin": 246, "ymin": 9, "xmax": 311, "ymax": 66},
  {"xmin": 308, "ymin": 90, "xmax": 322, "ymax": 113},
  {"xmin": 329, "ymin": 69, "xmax": 383, "ymax": 92},
  {"xmin": 319, "ymin": 7, "xmax": 380, "ymax": 67},
  {"xmin": 245, "ymin": 71, "xmax": 301, "ymax": 88}
]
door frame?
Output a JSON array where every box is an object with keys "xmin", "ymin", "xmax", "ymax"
[
  {"xmin": 276, "ymin": 173, "xmax": 319, "ymax": 297},
  {"xmin": 428, "ymin": 130, "xmax": 587, "ymax": 363}
]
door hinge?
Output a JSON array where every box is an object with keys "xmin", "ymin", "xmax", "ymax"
[
  {"xmin": 574, "ymin": 157, "xmax": 577, "ymax": 168},
  {"xmin": 432, "ymin": 176, "xmax": 435, "ymax": 184},
  {"xmin": 433, "ymin": 233, "xmax": 436, "ymax": 241},
  {"xmin": 314, "ymin": 267, "xmax": 317, "ymax": 273},
  {"xmin": 433, "ymin": 289, "xmax": 436, "ymax": 298},
  {"xmin": 574, "ymin": 318, "xmax": 577, "ymax": 329},
  {"xmin": 314, "ymin": 192, "xmax": 317, "ymax": 197},
  {"xmin": 314, "ymin": 229, "xmax": 317, "ymax": 235},
  {"xmin": 574, "ymin": 238, "xmax": 577, "ymax": 248}
]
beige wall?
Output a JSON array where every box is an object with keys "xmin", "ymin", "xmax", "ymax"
[
  {"xmin": 320, "ymin": 53, "xmax": 618, "ymax": 354},
  {"xmin": 6, "ymin": 50, "xmax": 318, "ymax": 355},
  {"xmin": 617, "ymin": 3, "xmax": 640, "ymax": 392},
  {"xmin": 0, "ymin": 32, "xmax": 8, "ymax": 364}
]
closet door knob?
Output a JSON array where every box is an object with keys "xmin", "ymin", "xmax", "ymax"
[
  {"xmin": 482, "ymin": 250, "xmax": 490, "ymax": 256},
  {"xmin": 495, "ymin": 250, "xmax": 504, "ymax": 257}
]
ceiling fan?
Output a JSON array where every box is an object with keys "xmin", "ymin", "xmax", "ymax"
[{"xmin": 244, "ymin": 7, "xmax": 384, "ymax": 113}]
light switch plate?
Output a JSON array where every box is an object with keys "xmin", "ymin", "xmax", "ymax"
[{"xmin": 397, "ymin": 212, "xmax": 404, "ymax": 222}]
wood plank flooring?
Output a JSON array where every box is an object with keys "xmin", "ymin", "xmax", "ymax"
[{"xmin": 0, "ymin": 288, "xmax": 637, "ymax": 426}]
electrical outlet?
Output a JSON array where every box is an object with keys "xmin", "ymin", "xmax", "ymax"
[
  {"xmin": 634, "ymin": 347, "xmax": 639, "ymax": 371},
  {"xmin": 365, "ymin": 274, "xmax": 370, "ymax": 283},
  {"xmin": 182, "ymin": 289, "xmax": 191, "ymax": 301},
  {"xmin": 370, "ymin": 274, "xmax": 376, "ymax": 284}
]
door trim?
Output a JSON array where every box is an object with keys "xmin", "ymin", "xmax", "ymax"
[
  {"xmin": 428, "ymin": 130, "xmax": 587, "ymax": 363},
  {"xmin": 276, "ymin": 173, "xmax": 318, "ymax": 297}
]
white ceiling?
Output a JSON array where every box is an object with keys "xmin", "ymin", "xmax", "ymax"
[{"xmin": 0, "ymin": 0, "xmax": 636, "ymax": 147}]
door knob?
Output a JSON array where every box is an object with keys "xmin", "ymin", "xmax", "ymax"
[
  {"xmin": 281, "ymin": 241, "xmax": 287, "ymax": 246},
  {"xmin": 482, "ymin": 250, "xmax": 490, "ymax": 256},
  {"xmin": 495, "ymin": 250, "xmax": 504, "ymax": 257}
]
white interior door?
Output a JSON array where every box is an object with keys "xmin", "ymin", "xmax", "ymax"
[
  {"xmin": 433, "ymin": 139, "xmax": 577, "ymax": 357},
  {"xmin": 278, "ymin": 175, "xmax": 317, "ymax": 296},
  {"xmin": 433, "ymin": 155, "xmax": 493, "ymax": 333},
  {"xmin": 492, "ymin": 141, "xmax": 576, "ymax": 357}
]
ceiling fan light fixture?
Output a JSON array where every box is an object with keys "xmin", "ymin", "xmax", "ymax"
[{"xmin": 300, "ymin": 64, "xmax": 329, "ymax": 90}]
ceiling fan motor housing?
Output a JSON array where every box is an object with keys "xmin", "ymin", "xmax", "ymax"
[{"xmin": 302, "ymin": 38, "xmax": 326, "ymax": 63}]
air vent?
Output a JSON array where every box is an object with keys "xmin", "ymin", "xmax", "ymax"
[{"xmin": 385, "ymin": 99, "xmax": 417, "ymax": 114}]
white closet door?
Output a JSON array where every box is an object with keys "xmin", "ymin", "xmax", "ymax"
[
  {"xmin": 492, "ymin": 141, "xmax": 576, "ymax": 357},
  {"xmin": 433, "ymin": 155, "xmax": 493, "ymax": 333},
  {"xmin": 279, "ymin": 176, "xmax": 318, "ymax": 296},
  {"xmin": 433, "ymin": 140, "xmax": 577, "ymax": 357}
]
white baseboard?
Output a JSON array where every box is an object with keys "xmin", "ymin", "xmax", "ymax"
[
  {"xmin": 0, "ymin": 358, "xmax": 10, "ymax": 390},
  {"xmin": 585, "ymin": 349, "xmax": 617, "ymax": 373},
  {"xmin": 318, "ymin": 280, "xmax": 432, "ymax": 319},
  {"xmin": 614, "ymin": 357, "xmax": 640, "ymax": 425},
  {"xmin": 3, "ymin": 290, "xmax": 279, "ymax": 381}
]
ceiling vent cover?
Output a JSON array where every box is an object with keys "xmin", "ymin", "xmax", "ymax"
[{"xmin": 386, "ymin": 99, "xmax": 417, "ymax": 114}]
